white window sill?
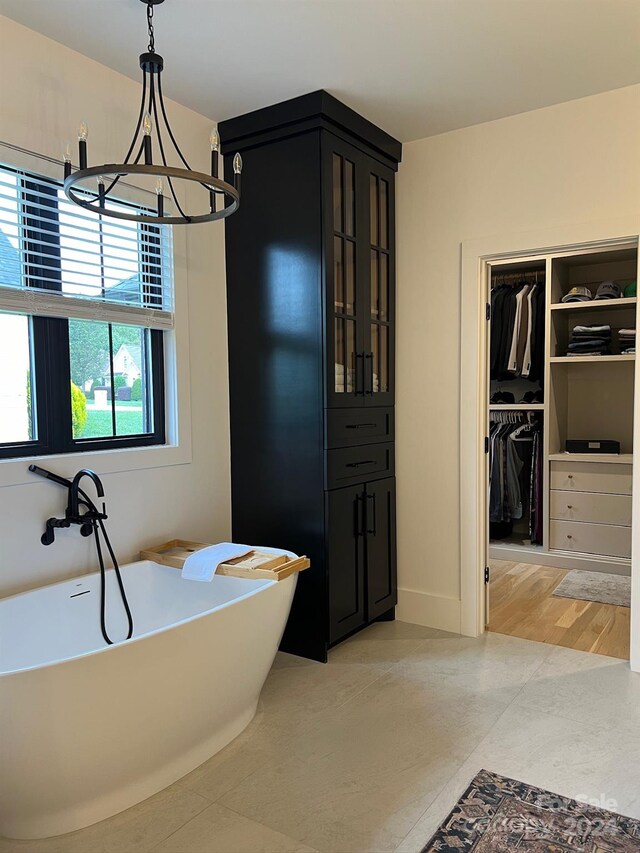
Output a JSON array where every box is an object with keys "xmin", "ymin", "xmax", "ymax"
[{"xmin": 0, "ymin": 440, "xmax": 192, "ymax": 488}]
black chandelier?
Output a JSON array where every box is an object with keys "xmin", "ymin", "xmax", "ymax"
[{"xmin": 63, "ymin": 0, "xmax": 241, "ymax": 225}]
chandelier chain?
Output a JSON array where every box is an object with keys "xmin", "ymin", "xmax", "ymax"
[{"xmin": 147, "ymin": 2, "xmax": 155, "ymax": 53}]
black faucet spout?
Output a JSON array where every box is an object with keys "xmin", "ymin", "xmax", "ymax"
[{"xmin": 70, "ymin": 469, "xmax": 105, "ymax": 518}]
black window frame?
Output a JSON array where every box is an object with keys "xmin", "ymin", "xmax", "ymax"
[{"xmin": 0, "ymin": 168, "xmax": 166, "ymax": 460}]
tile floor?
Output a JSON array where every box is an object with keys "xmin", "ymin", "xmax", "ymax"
[{"xmin": 3, "ymin": 621, "xmax": 640, "ymax": 853}]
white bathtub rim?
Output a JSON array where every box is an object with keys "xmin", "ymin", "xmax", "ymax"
[
  {"xmin": 3, "ymin": 700, "xmax": 260, "ymax": 840},
  {"xmin": 0, "ymin": 545, "xmax": 297, "ymax": 677}
]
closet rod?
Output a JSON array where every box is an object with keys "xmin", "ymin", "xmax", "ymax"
[{"xmin": 491, "ymin": 270, "xmax": 545, "ymax": 282}]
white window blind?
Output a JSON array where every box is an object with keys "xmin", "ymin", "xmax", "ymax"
[{"xmin": 0, "ymin": 162, "xmax": 174, "ymax": 330}]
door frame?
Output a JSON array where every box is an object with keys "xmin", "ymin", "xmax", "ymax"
[{"xmin": 459, "ymin": 216, "xmax": 640, "ymax": 673}]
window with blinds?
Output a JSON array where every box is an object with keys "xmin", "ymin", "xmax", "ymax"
[{"xmin": 0, "ymin": 163, "xmax": 170, "ymax": 458}]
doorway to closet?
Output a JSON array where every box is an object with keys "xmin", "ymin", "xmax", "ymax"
[{"xmin": 485, "ymin": 243, "xmax": 637, "ymax": 660}]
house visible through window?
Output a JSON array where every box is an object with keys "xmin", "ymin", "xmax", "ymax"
[{"xmin": 0, "ymin": 163, "xmax": 173, "ymax": 459}]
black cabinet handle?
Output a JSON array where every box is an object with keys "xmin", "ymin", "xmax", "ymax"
[
  {"xmin": 366, "ymin": 493, "xmax": 376, "ymax": 535},
  {"xmin": 345, "ymin": 423, "xmax": 377, "ymax": 430},
  {"xmin": 354, "ymin": 494, "xmax": 365, "ymax": 537},
  {"xmin": 346, "ymin": 460, "xmax": 375, "ymax": 468},
  {"xmin": 355, "ymin": 352, "xmax": 365, "ymax": 396},
  {"xmin": 365, "ymin": 352, "xmax": 374, "ymax": 395}
]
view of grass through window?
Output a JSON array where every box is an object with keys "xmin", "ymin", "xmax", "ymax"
[{"xmin": 69, "ymin": 320, "xmax": 151, "ymax": 439}]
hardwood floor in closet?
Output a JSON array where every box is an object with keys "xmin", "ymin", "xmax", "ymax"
[{"xmin": 488, "ymin": 559, "xmax": 630, "ymax": 660}]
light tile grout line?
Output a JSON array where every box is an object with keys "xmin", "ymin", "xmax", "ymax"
[
  {"xmin": 144, "ymin": 793, "xmax": 212, "ymax": 853},
  {"xmin": 391, "ymin": 637, "xmax": 639, "ymax": 852},
  {"xmin": 169, "ymin": 635, "xmax": 596, "ymax": 853},
  {"xmin": 149, "ymin": 637, "xmax": 578, "ymax": 852},
  {"xmin": 220, "ymin": 801, "xmax": 323, "ymax": 853},
  {"xmin": 167, "ymin": 638, "xmax": 627, "ymax": 853},
  {"xmin": 168, "ymin": 637, "xmax": 609, "ymax": 853},
  {"xmin": 187, "ymin": 639, "xmax": 432, "ymax": 852},
  {"xmin": 331, "ymin": 640, "xmax": 426, "ymax": 711},
  {"xmin": 390, "ymin": 638, "xmax": 558, "ymax": 852}
]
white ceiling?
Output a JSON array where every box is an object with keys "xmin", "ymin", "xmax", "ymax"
[{"xmin": 1, "ymin": 0, "xmax": 639, "ymax": 142}]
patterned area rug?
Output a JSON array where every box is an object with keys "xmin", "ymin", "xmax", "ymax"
[
  {"xmin": 553, "ymin": 570, "xmax": 631, "ymax": 608},
  {"xmin": 422, "ymin": 769, "xmax": 640, "ymax": 851}
]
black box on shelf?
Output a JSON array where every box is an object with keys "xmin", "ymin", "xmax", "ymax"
[{"xmin": 565, "ymin": 439, "xmax": 620, "ymax": 454}]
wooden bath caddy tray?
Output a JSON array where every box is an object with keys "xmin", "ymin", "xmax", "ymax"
[{"xmin": 140, "ymin": 539, "xmax": 310, "ymax": 581}]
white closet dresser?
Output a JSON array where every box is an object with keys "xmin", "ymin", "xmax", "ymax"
[{"xmin": 549, "ymin": 458, "xmax": 632, "ymax": 559}]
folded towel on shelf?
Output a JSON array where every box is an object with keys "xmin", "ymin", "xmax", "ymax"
[{"xmin": 182, "ymin": 542, "xmax": 253, "ymax": 582}]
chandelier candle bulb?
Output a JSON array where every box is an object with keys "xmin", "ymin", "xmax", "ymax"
[
  {"xmin": 233, "ymin": 152, "xmax": 242, "ymax": 193},
  {"xmin": 156, "ymin": 178, "xmax": 164, "ymax": 217},
  {"xmin": 210, "ymin": 129, "xmax": 219, "ymax": 179},
  {"xmin": 143, "ymin": 112, "xmax": 153, "ymax": 165},
  {"xmin": 63, "ymin": 144, "xmax": 72, "ymax": 179},
  {"xmin": 78, "ymin": 122, "xmax": 88, "ymax": 170}
]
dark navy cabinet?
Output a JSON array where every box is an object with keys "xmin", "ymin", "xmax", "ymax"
[{"xmin": 220, "ymin": 91, "xmax": 401, "ymax": 661}]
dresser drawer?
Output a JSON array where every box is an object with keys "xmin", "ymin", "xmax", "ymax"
[
  {"xmin": 550, "ymin": 520, "xmax": 631, "ymax": 559},
  {"xmin": 326, "ymin": 407, "xmax": 394, "ymax": 448},
  {"xmin": 550, "ymin": 490, "xmax": 632, "ymax": 526},
  {"xmin": 326, "ymin": 442, "xmax": 394, "ymax": 489},
  {"xmin": 550, "ymin": 461, "xmax": 632, "ymax": 495}
]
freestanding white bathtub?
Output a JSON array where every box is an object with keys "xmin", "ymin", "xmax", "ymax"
[{"xmin": 0, "ymin": 555, "xmax": 297, "ymax": 840}]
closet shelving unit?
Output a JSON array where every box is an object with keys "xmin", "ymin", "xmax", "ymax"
[{"xmin": 488, "ymin": 242, "xmax": 638, "ymax": 574}]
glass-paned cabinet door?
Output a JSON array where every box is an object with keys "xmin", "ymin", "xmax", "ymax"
[
  {"xmin": 366, "ymin": 170, "xmax": 394, "ymax": 405},
  {"xmin": 330, "ymin": 151, "xmax": 360, "ymax": 405}
]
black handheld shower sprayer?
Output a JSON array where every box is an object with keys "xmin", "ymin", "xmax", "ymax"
[{"xmin": 28, "ymin": 464, "xmax": 133, "ymax": 644}]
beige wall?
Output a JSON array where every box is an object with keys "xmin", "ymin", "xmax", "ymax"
[
  {"xmin": 396, "ymin": 85, "xmax": 640, "ymax": 630},
  {"xmin": 0, "ymin": 16, "xmax": 231, "ymax": 596}
]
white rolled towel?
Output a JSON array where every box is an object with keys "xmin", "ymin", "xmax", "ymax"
[
  {"xmin": 181, "ymin": 542, "xmax": 252, "ymax": 581},
  {"xmin": 181, "ymin": 543, "xmax": 300, "ymax": 582}
]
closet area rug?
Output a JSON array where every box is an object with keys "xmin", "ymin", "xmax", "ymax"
[
  {"xmin": 422, "ymin": 769, "xmax": 640, "ymax": 851},
  {"xmin": 552, "ymin": 570, "xmax": 631, "ymax": 608}
]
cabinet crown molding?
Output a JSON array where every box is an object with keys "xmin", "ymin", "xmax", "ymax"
[{"xmin": 218, "ymin": 89, "xmax": 402, "ymax": 169}]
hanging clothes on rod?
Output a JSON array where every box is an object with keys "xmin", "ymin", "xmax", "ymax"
[
  {"xmin": 490, "ymin": 272, "xmax": 545, "ymax": 383},
  {"xmin": 489, "ymin": 411, "xmax": 543, "ymax": 545}
]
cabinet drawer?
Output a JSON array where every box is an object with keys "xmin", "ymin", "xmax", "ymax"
[
  {"xmin": 326, "ymin": 442, "xmax": 394, "ymax": 489},
  {"xmin": 326, "ymin": 407, "xmax": 394, "ymax": 448},
  {"xmin": 550, "ymin": 461, "xmax": 632, "ymax": 495},
  {"xmin": 550, "ymin": 490, "xmax": 632, "ymax": 526},
  {"xmin": 550, "ymin": 520, "xmax": 631, "ymax": 558}
]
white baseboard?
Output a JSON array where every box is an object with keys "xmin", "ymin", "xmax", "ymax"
[
  {"xmin": 489, "ymin": 544, "xmax": 631, "ymax": 576},
  {"xmin": 396, "ymin": 588, "xmax": 461, "ymax": 634}
]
